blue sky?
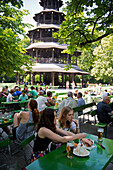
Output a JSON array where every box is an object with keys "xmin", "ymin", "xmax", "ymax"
[{"xmin": 22, "ymin": 0, "xmax": 68, "ymax": 35}]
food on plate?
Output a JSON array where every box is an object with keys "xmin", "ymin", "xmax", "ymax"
[
  {"xmin": 74, "ymin": 143, "xmax": 78, "ymax": 147},
  {"xmin": 73, "ymin": 143, "xmax": 89, "ymax": 156},
  {"xmin": 81, "ymin": 138, "xmax": 93, "ymax": 147}
]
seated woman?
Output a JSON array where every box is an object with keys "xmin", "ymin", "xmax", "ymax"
[
  {"xmin": 57, "ymin": 106, "xmax": 78, "ymax": 133},
  {"xmin": 13, "ymin": 99, "xmax": 39, "ymax": 141},
  {"xmin": 31, "ymin": 108, "xmax": 86, "ymax": 162},
  {"xmin": 57, "ymin": 106, "xmax": 92, "ymax": 146},
  {"xmin": 47, "ymin": 91, "xmax": 55, "ymax": 106}
]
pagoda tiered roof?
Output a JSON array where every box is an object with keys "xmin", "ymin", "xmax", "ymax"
[
  {"xmin": 24, "ymin": 63, "xmax": 89, "ymax": 75},
  {"xmin": 26, "ymin": 42, "xmax": 68, "ymax": 50},
  {"xmin": 27, "ymin": 24, "xmax": 60, "ymax": 34}
]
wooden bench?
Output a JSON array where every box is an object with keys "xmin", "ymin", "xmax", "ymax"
[
  {"xmin": 91, "ymin": 109, "xmax": 107, "ymax": 137},
  {"xmin": 73, "ymin": 102, "xmax": 96, "ymax": 122}
]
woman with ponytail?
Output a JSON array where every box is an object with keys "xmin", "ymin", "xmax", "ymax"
[{"xmin": 13, "ymin": 99, "xmax": 39, "ymax": 141}]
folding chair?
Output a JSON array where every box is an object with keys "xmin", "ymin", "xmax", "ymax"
[{"xmin": 11, "ymin": 122, "xmax": 35, "ymax": 165}]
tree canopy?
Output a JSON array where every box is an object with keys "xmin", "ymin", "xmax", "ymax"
[
  {"xmin": 91, "ymin": 35, "xmax": 113, "ymax": 83},
  {"xmin": 0, "ymin": 0, "xmax": 33, "ymax": 76},
  {"xmin": 54, "ymin": 0, "xmax": 113, "ymax": 53}
]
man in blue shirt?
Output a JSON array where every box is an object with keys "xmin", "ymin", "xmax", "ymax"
[
  {"xmin": 13, "ymin": 87, "xmax": 22, "ymax": 97},
  {"xmin": 77, "ymin": 92, "xmax": 85, "ymax": 116}
]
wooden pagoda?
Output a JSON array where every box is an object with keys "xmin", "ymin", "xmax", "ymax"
[{"xmin": 20, "ymin": 0, "xmax": 89, "ymax": 87}]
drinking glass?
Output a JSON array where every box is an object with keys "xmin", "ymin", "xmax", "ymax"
[
  {"xmin": 66, "ymin": 141, "xmax": 74, "ymax": 159},
  {"xmin": 98, "ymin": 128, "xmax": 104, "ymax": 141}
]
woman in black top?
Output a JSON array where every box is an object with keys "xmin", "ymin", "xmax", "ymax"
[{"xmin": 31, "ymin": 108, "xmax": 86, "ymax": 162}]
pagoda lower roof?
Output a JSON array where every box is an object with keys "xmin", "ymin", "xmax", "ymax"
[
  {"xmin": 26, "ymin": 42, "xmax": 68, "ymax": 50},
  {"xmin": 24, "ymin": 63, "xmax": 89, "ymax": 75},
  {"xmin": 27, "ymin": 24, "xmax": 60, "ymax": 33}
]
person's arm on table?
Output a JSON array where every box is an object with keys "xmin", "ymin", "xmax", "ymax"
[
  {"xmin": 56, "ymin": 127, "xmax": 86, "ymax": 138},
  {"xmin": 39, "ymin": 127, "xmax": 86, "ymax": 143}
]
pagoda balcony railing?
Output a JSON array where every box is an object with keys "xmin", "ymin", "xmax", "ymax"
[
  {"xmin": 35, "ymin": 37, "xmax": 58, "ymax": 42},
  {"xmin": 37, "ymin": 19, "xmax": 61, "ymax": 25},
  {"xmin": 36, "ymin": 58, "xmax": 76, "ymax": 65}
]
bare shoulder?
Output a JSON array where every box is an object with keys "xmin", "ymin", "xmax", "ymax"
[
  {"xmin": 20, "ymin": 111, "xmax": 29, "ymax": 115},
  {"xmin": 39, "ymin": 127, "xmax": 50, "ymax": 133},
  {"xmin": 38, "ymin": 127, "xmax": 52, "ymax": 138}
]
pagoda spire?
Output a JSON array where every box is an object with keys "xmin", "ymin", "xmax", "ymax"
[{"xmin": 39, "ymin": 0, "xmax": 63, "ymax": 11}]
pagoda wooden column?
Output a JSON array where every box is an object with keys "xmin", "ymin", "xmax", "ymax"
[
  {"xmin": 44, "ymin": 1, "xmax": 45, "ymax": 10},
  {"xmin": 36, "ymin": 50, "xmax": 38, "ymax": 63},
  {"xmin": 52, "ymin": 72, "xmax": 55, "ymax": 86},
  {"xmin": 58, "ymin": 15, "xmax": 60, "ymax": 24},
  {"xmin": 67, "ymin": 54, "xmax": 69, "ymax": 63},
  {"xmin": 47, "ymin": 0, "xmax": 48, "ymax": 8},
  {"xmin": 40, "ymin": 73, "xmax": 41, "ymax": 83},
  {"xmin": 62, "ymin": 73, "xmax": 64, "ymax": 88},
  {"xmin": 32, "ymin": 34, "xmax": 34, "ymax": 43},
  {"xmin": 55, "ymin": 1, "xmax": 56, "ymax": 9},
  {"xmin": 44, "ymin": 13, "xmax": 45, "ymax": 24},
  {"xmin": 32, "ymin": 73, "xmax": 35, "ymax": 85},
  {"xmin": 52, "ymin": 48, "xmax": 54, "ymax": 60},
  {"xmin": 82, "ymin": 74, "xmax": 84, "ymax": 88},
  {"xmin": 72, "ymin": 74, "xmax": 74, "ymax": 82},
  {"xmin": 51, "ymin": 0, "xmax": 53, "ymax": 9},
  {"xmin": 40, "ymin": 30, "xmax": 42, "ymax": 41},
  {"xmin": 55, "ymin": 73, "xmax": 59, "ymax": 85},
  {"xmin": 51, "ymin": 12, "xmax": 53, "ymax": 24}
]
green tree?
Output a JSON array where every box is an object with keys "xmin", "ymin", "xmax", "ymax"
[
  {"xmin": 91, "ymin": 35, "xmax": 113, "ymax": 83},
  {"xmin": 0, "ymin": 0, "xmax": 33, "ymax": 76},
  {"xmin": 21, "ymin": 37, "xmax": 30, "ymax": 48},
  {"xmin": 54, "ymin": 0, "xmax": 113, "ymax": 53}
]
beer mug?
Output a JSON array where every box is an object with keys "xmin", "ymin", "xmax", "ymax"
[
  {"xmin": 98, "ymin": 128, "xmax": 104, "ymax": 141},
  {"xmin": 66, "ymin": 141, "xmax": 74, "ymax": 159},
  {"xmin": 4, "ymin": 113, "xmax": 9, "ymax": 123}
]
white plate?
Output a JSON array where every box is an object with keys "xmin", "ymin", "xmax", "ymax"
[{"xmin": 73, "ymin": 148, "xmax": 90, "ymax": 157}]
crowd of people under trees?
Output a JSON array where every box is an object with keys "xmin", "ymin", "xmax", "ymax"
[{"xmin": 0, "ymin": 84, "xmax": 113, "ymax": 164}]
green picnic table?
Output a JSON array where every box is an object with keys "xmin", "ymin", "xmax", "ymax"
[
  {"xmin": 1, "ymin": 99, "xmax": 30, "ymax": 111},
  {"xmin": 47, "ymin": 105, "xmax": 58, "ymax": 111},
  {"xmin": 26, "ymin": 133, "xmax": 113, "ymax": 170},
  {"xmin": 0, "ymin": 117, "xmax": 13, "ymax": 128}
]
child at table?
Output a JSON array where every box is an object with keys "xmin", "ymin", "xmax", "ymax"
[
  {"xmin": 57, "ymin": 106, "xmax": 79, "ymax": 133},
  {"xmin": 12, "ymin": 99, "xmax": 39, "ymax": 141},
  {"xmin": 31, "ymin": 108, "xmax": 86, "ymax": 162}
]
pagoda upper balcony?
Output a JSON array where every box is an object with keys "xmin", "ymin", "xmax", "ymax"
[
  {"xmin": 27, "ymin": 26, "xmax": 60, "ymax": 43},
  {"xmin": 33, "ymin": 10, "xmax": 65, "ymax": 25},
  {"xmin": 28, "ymin": 56, "xmax": 77, "ymax": 65}
]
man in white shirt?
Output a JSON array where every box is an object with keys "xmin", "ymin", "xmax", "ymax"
[
  {"xmin": 57, "ymin": 91, "xmax": 78, "ymax": 118},
  {"xmin": 6, "ymin": 89, "xmax": 15, "ymax": 102},
  {"xmin": 36, "ymin": 90, "xmax": 50, "ymax": 114}
]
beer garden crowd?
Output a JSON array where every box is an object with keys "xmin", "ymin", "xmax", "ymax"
[{"xmin": 0, "ymin": 82, "xmax": 113, "ymax": 169}]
